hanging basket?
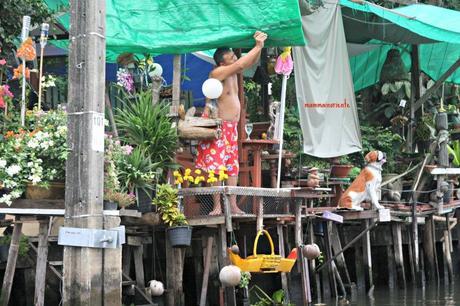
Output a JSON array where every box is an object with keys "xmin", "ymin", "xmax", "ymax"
[{"xmin": 228, "ymin": 230, "xmax": 296, "ymax": 273}]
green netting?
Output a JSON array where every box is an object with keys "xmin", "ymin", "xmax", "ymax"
[
  {"xmin": 44, "ymin": 0, "xmax": 305, "ymax": 62},
  {"xmin": 340, "ymin": 0, "xmax": 460, "ymax": 44},
  {"xmin": 350, "ymin": 42, "xmax": 460, "ymax": 91}
]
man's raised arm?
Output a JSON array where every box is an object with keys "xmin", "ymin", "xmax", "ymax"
[{"xmin": 211, "ymin": 31, "xmax": 268, "ymax": 81}]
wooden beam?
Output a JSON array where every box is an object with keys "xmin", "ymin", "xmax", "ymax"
[
  {"xmin": 295, "ymin": 202, "xmax": 311, "ymax": 303},
  {"xmin": 166, "ymin": 234, "xmax": 185, "ymax": 306},
  {"xmin": 324, "ymin": 222, "xmax": 337, "ymax": 297},
  {"xmin": 217, "ymin": 225, "xmax": 236, "ymax": 306},
  {"xmin": 330, "ymin": 224, "xmax": 352, "ymax": 290},
  {"xmin": 171, "ymin": 55, "xmax": 181, "ymax": 117},
  {"xmin": 277, "ymin": 224, "xmax": 290, "ymax": 302},
  {"xmin": 443, "ymin": 214, "xmax": 453, "ymax": 283},
  {"xmin": 34, "ymin": 221, "xmax": 50, "ymax": 306},
  {"xmin": 199, "ymin": 236, "xmax": 214, "ymax": 306},
  {"xmin": 386, "ymin": 245, "xmax": 396, "ymax": 289},
  {"xmin": 0, "ymin": 222, "xmax": 23, "ymax": 306},
  {"xmin": 103, "ymin": 215, "xmax": 122, "ymax": 304},
  {"xmin": 316, "ymin": 221, "xmax": 378, "ymax": 273},
  {"xmin": 423, "ymin": 216, "xmax": 439, "ymax": 283},
  {"xmin": 413, "ymin": 57, "xmax": 460, "ymax": 112},
  {"xmin": 391, "ymin": 223, "xmax": 406, "ymax": 288},
  {"xmin": 362, "ymin": 220, "xmax": 374, "ymax": 294}
]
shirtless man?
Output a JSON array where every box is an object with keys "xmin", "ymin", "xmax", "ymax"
[{"xmin": 196, "ymin": 31, "xmax": 268, "ymax": 215}]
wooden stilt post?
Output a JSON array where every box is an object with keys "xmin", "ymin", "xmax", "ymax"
[
  {"xmin": 443, "ymin": 215, "xmax": 453, "ymax": 283},
  {"xmin": 0, "ymin": 221, "xmax": 23, "ymax": 306},
  {"xmin": 406, "ymin": 226, "xmax": 416, "ymax": 283},
  {"xmin": 133, "ymin": 245, "xmax": 145, "ymax": 294},
  {"xmin": 200, "ymin": 236, "xmax": 214, "ymax": 306},
  {"xmin": 295, "ymin": 202, "xmax": 311, "ymax": 304},
  {"xmin": 324, "ymin": 221, "xmax": 337, "ymax": 297},
  {"xmin": 423, "ymin": 216, "xmax": 439, "ymax": 283},
  {"xmin": 355, "ymin": 244, "xmax": 365, "ymax": 292},
  {"xmin": 63, "ymin": 0, "xmax": 111, "ymax": 305},
  {"xmin": 122, "ymin": 245, "xmax": 132, "ymax": 276},
  {"xmin": 456, "ymin": 209, "xmax": 460, "ymax": 252},
  {"xmin": 330, "ymin": 223, "xmax": 352, "ymax": 290},
  {"xmin": 308, "ymin": 218, "xmax": 321, "ymax": 302},
  {"xmin": 391, "ymin": 222, "xmax": 406, "ymax": 288},
  {"xmin": 34, "ymin": 220, "xmax": 50, "ymax": 306},
  {"xmin": 277, "ymin": 224, "xmax": 290, "ymax": 302},
  {"xmin": 166, "ymin": 236, "xmax": 185, "ymax": 306},
  {"xmin": 386, "ymin": 245, "xmax": 396, "ymax": 289},
  {"xmin": 217, "ymin": 225, "xmax": 236, "ymax": 306},
  {"xmin": 362, "ymin": 220, "xmax": 374, "ymax": 295}
]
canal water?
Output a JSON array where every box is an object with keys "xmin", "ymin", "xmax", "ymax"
[{"xmin": 320, "ymin": 281, "xmax": 460, "ymax": 306}]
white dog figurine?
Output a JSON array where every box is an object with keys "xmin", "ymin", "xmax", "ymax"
[{"xmin": 338, "ymin": 151, "xmax": 386, "ymax": 211}]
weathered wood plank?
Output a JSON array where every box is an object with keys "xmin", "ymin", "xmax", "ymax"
[
  {"xmin": 362, "ymin": 220, "xmax": 374, "ymax": 294},
  {"xmin": 392, "ymin": 223, "xmax": 406, "ymax": 288},
  {"xmin": 277, "ymin": 224, "xmax": 290, "ymax": 302},
  {"xmin": 199, "ymin": 236, "xmax": 214, "ymax": 306},
  {"xmin": 0, "ymin": 222, "xmax": 23, "ymax": 306},
  {"xmin": 34, "ymin": 221, "xmax": 50, "ymax": 306},
  {"xmin": 103, "ymin": 215, "xmax": 122, "ymax": 304}
]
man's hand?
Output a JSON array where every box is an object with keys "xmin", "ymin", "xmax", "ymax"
[{"xmin": 254, "ymin": 31, "xmax": 268, "ymax": 48}]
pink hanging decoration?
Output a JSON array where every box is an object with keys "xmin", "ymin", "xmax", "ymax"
[{"xmin": 274, "ymin": 47, "xmax": 293, "ymax": 76}]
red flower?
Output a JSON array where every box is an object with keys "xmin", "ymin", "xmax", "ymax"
[
  {"xmin": 0, "ymin": 59, "xmax": 6, "ymax": 66},
  {"xmin": 0, "ymin": 96, "xmax": 4, "ymax": 109}
]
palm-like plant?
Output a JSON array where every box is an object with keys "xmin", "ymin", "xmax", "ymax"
[
  {"xmin": 115, "ymin": 90, "xmax": 178, "ymax": 168},
  {"xmin": 117, "ymin": 147, "xmax": 157, "ymax": 193}
]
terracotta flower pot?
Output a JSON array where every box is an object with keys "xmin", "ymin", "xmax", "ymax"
[
  {"xmin": 330, "ymin": 165, "xmax": 353, "ymax": 178},
  {"xmin": 25, "ymin": 182, "xmax": 65, "ymax": 200}
]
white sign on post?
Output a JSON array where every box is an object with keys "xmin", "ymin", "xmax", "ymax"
[{"xmin": 91, "ymin": 112, "xmax": 105, "ymax": 152}]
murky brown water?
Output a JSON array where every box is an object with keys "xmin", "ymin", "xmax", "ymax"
[{"xmin": 319, "ymin": 282, "xmax": 460, "ymax": 306}]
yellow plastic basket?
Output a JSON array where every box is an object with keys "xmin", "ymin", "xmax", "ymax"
[{"xmin": 228, "ymin": 230, "xmax": 296, "ymax": 273}]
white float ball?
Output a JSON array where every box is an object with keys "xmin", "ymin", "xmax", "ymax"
[
  {"xmin": 302, "ymin": 243, "xmax": 321, "ymax": 260},
  {"xmin": 147, "ymin": 280, "xmax": 165, "ymax": 296},
  {"xmin": 149, "ymin": 63, "xmax": 163, "ymax": 77},
  {"xmin": 202, "ymin": 78, "xmax": 223, "ymax": 99},
  {"xmin": 219, "ymin": 265, "xmax": 241, "ymax": 287}
]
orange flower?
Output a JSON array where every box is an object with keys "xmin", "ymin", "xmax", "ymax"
[
  {"xmin": 16, "ymin": 37, "xmax": 36, "ymax": 61},
  {"xmin": 13, "ymin": 64, "xmax": 30, "ymax": 80},
  {"xmin": 5, "ymin": 131, "xmax": 14, "ymax": 138}
]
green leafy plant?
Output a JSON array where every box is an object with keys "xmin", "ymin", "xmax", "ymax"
[
  {"xmin": 447, "ymin": 140, "xmax": 460, "ymax": 167},
  {"xmin": 116, "ymin": 147, "xmax": 157, "ymax": 194},
  {"xmin": 153, "ymin": 184, "xmax": 187, "ymax": 227},
  {"xmin": 115, "ymin": 90, "xmax": 178, "ymax": 170},
  {"xmin": 249, "ymin": 286, "xmax": 294, "ymax": 306},
  {"xmin": 239, "ymin": 271, "xmax": 251, "ymax": 289},
  {"xmin": 0, "ymin": 234, "xmax": 29, "ymax": 257},
  {"xmin": 357, "ymin": 125, "xmax": 404, "ymax": 174}
]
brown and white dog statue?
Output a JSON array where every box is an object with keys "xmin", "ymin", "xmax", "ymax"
[{"xmin": 338, "ymin": 151, "xmax": 386, "ymax": 211}]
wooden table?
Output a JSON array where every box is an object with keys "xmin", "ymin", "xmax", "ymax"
[{"xmin": 241, "ymin": 139, "xmax": 279, "ymax": 187}]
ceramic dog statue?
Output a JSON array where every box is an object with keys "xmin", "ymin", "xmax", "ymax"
[{"xmin": 338, "ymin": 151, "xmax": 386, "ymax": 211}]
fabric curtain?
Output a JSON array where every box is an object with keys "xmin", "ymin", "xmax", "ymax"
[{"xmin": 293, "ymin": 0, "xmax": 362, "ymax": 158}]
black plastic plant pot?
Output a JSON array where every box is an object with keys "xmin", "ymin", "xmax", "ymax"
[
  {"xmin": 103, "ymin": 201, "xmax": 118, "ymax": 210},
  {"xmin": 136, "ymin": 188, "xmax": 154, "ymax": 213},
  {"xmin": 166, "ymin": 226, "xmax": 192, "ymax": 248}
]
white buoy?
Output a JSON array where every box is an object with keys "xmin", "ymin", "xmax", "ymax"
[{"xmin": 219, "ymin": 265, "xmax": 241, "ymax": 287}]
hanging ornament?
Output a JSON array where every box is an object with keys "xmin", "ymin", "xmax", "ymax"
[
  {"xmin": 147, "ymin": 280, "xmax": 165, "ymax": 296},
  {"xmin": 302, "ymin": 243, "xmax": 321, "ymax": 260},
  {"xmin": 219, "ymin": 265, "xmax": 241, "ymax": 287},
  {"xmin": 274, "ymin": 47, "xmax": 293, "ymax": 76}
]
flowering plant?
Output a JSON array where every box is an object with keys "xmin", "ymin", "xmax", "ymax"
[
  {"xmin": 173, "ymin": 166, "xmax": 228, "ymax": 186},
  {"xmin": 116, "ymin": 68, "xmax": 134, "ymax": 93},
  {"xmin": 0, "ymin": 108, "xmax": 68, "ymax": 205},
  {"xmin": 0, "ymin": 85, "xmax": 14, "ymax": 109}
]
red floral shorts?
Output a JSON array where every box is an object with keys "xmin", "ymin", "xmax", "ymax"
[{"xmin": 196, "ymin": 121, "xmax": 239, "ymax": 176}]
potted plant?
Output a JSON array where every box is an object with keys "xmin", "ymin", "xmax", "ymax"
[
  {"xmin": 330, "ymin": 155, "xmax": 353, "ymax": 178},
  {"xmin": 414, "ymin": 114, "xmax": 435, "ymax": 153},
  {"xmin": 0, "ymin": 109, "xmax": 68, "ymax": 204},
  {"xmin": 117, "ymin": 147, "xmax": 157, "ymax": 213},
  {"xmin": 153, "ymin": 184, "xmax": 192, "ymax": 248}
]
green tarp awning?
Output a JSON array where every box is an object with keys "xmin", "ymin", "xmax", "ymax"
[
  {"xmin": 44, "ymin": 0, "xmax": 305, "ymax": 62},
  {"xmin": 339, "ymin": 1, "xmax": 460, "ymax": 90}
]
